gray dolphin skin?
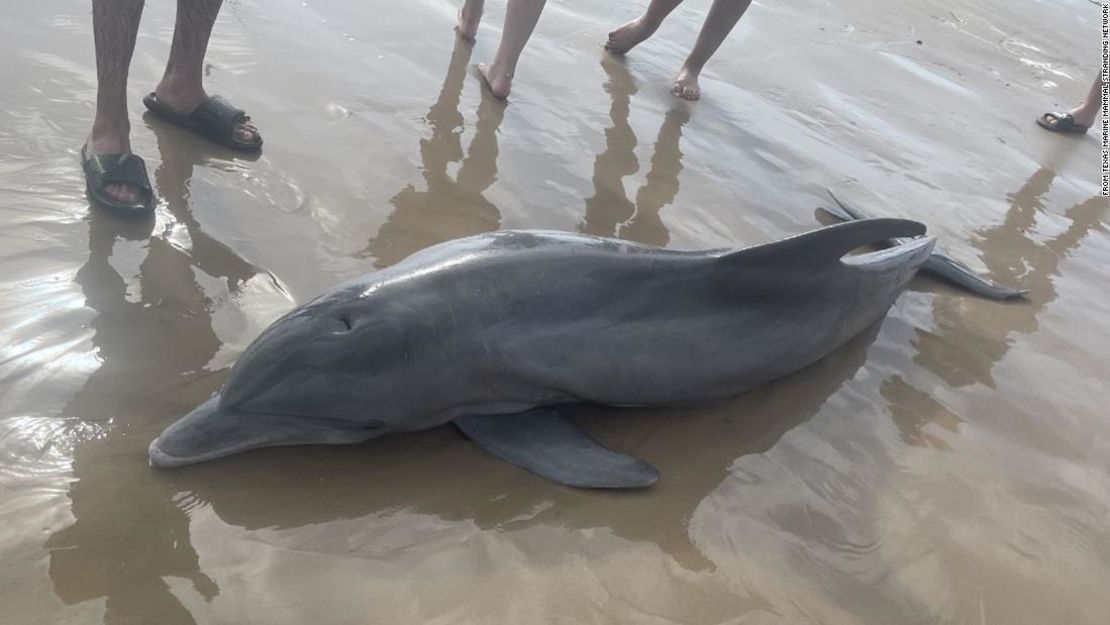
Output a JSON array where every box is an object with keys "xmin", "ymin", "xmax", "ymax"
[
  {"xmin": 149, "ymin": 215, "xmax": 1015, "ymax": 488},
  {"xmin": 822, "ymin": 189, "xmax": 1028, "ymax": 300}
]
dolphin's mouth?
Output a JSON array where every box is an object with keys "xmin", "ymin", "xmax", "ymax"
[
  {"xmin": 149, "ymin": 395, "xmax": 386, "ymax": 469},
  {"xmin": 148, "ymin": 435, "xmax": 268, "ymax": 468},
  {"xmin": 148, "ymin": 395, "xmax": 277, "ymax": 468}
]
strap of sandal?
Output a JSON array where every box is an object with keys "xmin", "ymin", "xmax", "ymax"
[
  {"xmin": 193, "ymin": 95, "xmax": 250, "ymax": 137},
  {"xmin": 1042, "ymin": 112, "xmax": 1076, "ymax": 129},
  {"xmin": 96, "ymin": 154, "xmax": 153, "ymax": 195}
]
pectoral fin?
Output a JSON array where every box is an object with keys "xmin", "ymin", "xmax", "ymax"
[{"xmin": 454, "ymin": 408, "xmax": 659, "ymax": 489}]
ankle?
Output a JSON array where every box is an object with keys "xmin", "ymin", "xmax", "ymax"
[
  {"xmin": 639, "ymin": 14, "xmax": 664, "ymax": 31},
  {"xmin": 679, "ymin": 62, "xmax": 703, "ymax": 77},
  {"xmin": 487, "ymin": 61, "xmax": 514, "ymax": 82},
  {"xmin": 88, "ymin": 119, "xmax": 131, "ymax": 154},
  {"xmin": 156, "ymin": 70, "xmax": 207, "ymax": 108},
  {"xmin": 1071, "ymin": 103, "xmax": 1099, "ymax": 124}
]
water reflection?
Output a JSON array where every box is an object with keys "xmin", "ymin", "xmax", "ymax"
[
  {"xmin": 166, "ymin": 321, "xmax": 882, "ymax": 571},
  {"xmin": 45, "ymin": 121, "xmax": 260, "ymax": 624},
  {"xmin": 579, "ymin": 58, "xmax": 687, "ymax": 247},
  {"xmin": 881, "ymin": 167, "xmax": 1106, "ymax": 449},
  {"xmin": 914, "ymin": 168, "xmax": 1107, "ymax": 388},
  {"xmin": 364, "ymin": 39, "xmax": 504, "ymax": 267},
  {"xmin": 880, "ymin": 374, "xmax": 963, "ymax": 449}
]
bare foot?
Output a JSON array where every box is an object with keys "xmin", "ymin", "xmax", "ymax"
[
  {"xmin": 456, "ymin": 3, "xmax": 482, "ymax": 41},
  {"xmin": 671, "ymin": 66, "xmax": 701, "ymax": 100},
  {"xmin": 154, "ymin": 80, "xmax": 260, "ymax": 143},
  {"xmin": 478, "ymin": 63, "xmax": 512, "ymax": 99},
  {"xmin": 604, "ymin": 18, "xmax": 658, "ymax": 54},
  {"xmin": 84, "ymin": 128, "xmax": 141, "ymax": 206}
]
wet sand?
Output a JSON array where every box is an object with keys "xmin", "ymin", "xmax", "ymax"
[{"xmin": 1, "ymin": 0, "xmax": 1108, "ymax": 623}]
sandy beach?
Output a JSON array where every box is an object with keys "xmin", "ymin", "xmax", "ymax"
[{"xmin": 1, "ymin": 0, "xmax": 1107, "ymax": 623}]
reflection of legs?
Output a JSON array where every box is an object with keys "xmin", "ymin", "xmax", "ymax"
[
  {"xmin": 456, "ymin": 97, "xmax": 505, "ymax": 194},
  {"xmin": 369, "ymin": 42, "xmax": 488, "ymax": 266},
  {"xmin": 1045, "ymin": 196, "xmax": 1107, "ymax": 258},
  {"xmin": 581, "ymin": 60, "xmax": 638, "ymax": 236},
  {"xmin": 477, "ymin": 0, "xmax": 546, "ymax": 99},
  {"xmin": 605, "ymin": 0, "xmax": 683, "ymax": 55},
  {"xmin": 87, "ymin": 0, "xmax": 145, "ymax": 205},
  {"xmin": 624, "ymin": 109, "xmax": 689, "ymax": 246},
  {"xmin": 154, "ymin": 0, "xmax": 258, "ymax": 142},
  {"xmin": 1002, "ymin": 167, "xmax": 1056, "ymax": 231},
  {"xmin": 423, "ymin": 40, "xmax": 474, "ymax": 173},
  {"xmin": 456, "ymin": 0, "xmax": 485, "ymax": 41},
  {"xmin": 103, "ymin": 571, "xmax": 199, "ymax": 625},
  {"xmin": 673, "ymin": 0, "xmax": 753, "ymax": 100},
  {"xmin": 147, "ymin": 143, "xmax": 256, "ymax": 291},
  {"xmin": 976, "ymin": 168, "xmax": 1056, "ymax": 286}
]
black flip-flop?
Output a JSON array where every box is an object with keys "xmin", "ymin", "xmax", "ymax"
[
  {"xmin": 143, "ymin": 92, "xmax": 263, "ymax": 151},
  {"xmin": 80, "ymin": 145, "xmax": 155, "ymax": 213},
  {"xmin": 1036, "ymin": 111, "xmax": 1090, "ymax": 135}
]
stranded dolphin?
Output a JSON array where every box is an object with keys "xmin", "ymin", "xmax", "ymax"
[
  {"xmin": 149, "ymin": 216, "xmax": 1021, "ymax": 488},
  {"xmin": 822, "ymin": 189, "xmax": 1028, "ymax": 300}
]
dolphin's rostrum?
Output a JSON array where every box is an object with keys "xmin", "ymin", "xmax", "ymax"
[{"xmin": 149, "ymin": 212, "xmax": 1023, "ymax": 488}]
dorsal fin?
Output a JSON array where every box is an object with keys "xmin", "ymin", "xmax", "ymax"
[{"xmin": 722, "ymin": 218, "xmax": 927, "ymax": 267}]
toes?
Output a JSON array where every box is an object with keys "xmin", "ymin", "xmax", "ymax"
[
  {"xmin": 1039, "ymin": 113, "xmax": 1062, "ymax": 129},
  {"xmin": 235, "ymin": 121, "xmax": 260, "ymax": 143},
  {"xmin": 105, "ymin": 182, "xmax": 139, "ymax": 205}
]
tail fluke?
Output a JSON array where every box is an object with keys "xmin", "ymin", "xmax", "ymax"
[
  {"xmin": 919, "ymin": 253, "xmax": 1029, "ymax": 299},
  {"xmin": 823, "ymin": 189, "xmax": 1028, "ymax": 300}
]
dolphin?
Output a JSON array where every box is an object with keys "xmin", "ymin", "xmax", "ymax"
[
  {"xmin": 149, "ymin": 215, "xmax": 1020, "ymax": 488},
  {"xmin": 822, "ymin": 189, "xmax": 1028, "ymax": 300}
]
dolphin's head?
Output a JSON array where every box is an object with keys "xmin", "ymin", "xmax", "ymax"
[{"xmin": 149, "ymin": 296, "xmax": 411, "ymax": 468}]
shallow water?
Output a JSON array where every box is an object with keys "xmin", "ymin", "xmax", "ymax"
[{"xmin": 1, "ymin": 0, "xmax": 1108, "ymax": 623}]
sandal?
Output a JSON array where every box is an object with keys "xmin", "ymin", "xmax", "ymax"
[
  {"xmin": 80, "ymin": 145, "xmax": 155, "ymax": 213},
  {"xmin": 143, "ymin": 92, "xmax": 263, "ymax": 151},
  {"xmin": 1036, "ymin": 111, "xmax": 1090, "ymax": 134}
]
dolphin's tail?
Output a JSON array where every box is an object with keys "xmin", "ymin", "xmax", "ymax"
[{"xmin": 823, "ymin": 189, "xmax": 1028, "ymax": 300}]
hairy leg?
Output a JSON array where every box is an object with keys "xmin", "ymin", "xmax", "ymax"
[
  {"xmin": 155, "ymin": 0, "xmax": 257, "ymax": 142},
  {"xmin": 605, "ymin": 0, "xmax": 683, "ymax": 55},
  {"xmin": 477, "ymin": 0, "xmax": 546, "ymax": 99},
  {"xmin": 87, "ymin": 0, "xmax": 145, "ymax": 204},
  {"xmin": 673, "ymin": 0, "xmax": 753, "ymax": 100}
]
